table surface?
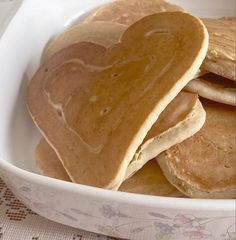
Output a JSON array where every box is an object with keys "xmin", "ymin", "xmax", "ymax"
[{"xmin": 0, "ymin": 1, "xmax": 119, "ymax": 239}]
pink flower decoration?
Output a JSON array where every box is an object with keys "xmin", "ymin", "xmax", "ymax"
[{"xmin": 174, "ymin": 214, "xmax": 200, "ymax": 229}]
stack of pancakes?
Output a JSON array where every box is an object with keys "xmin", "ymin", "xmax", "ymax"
[{"xmin": 27, "ymin": 0, "xmax": 236, "ymax": 199}]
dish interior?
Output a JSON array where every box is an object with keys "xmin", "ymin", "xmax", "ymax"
[{"xmin": 0, "ymin": 0, "xmax": 235, "ymax": 177}]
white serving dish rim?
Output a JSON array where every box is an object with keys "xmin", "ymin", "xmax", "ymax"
[{"xmin": 0, "ymin": 0, "xmax": 234, "ymax": 212}]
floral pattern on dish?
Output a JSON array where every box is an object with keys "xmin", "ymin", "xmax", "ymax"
[{"xmin": 95, "ymin": 204, "xmax": 236, "ymax": 240}]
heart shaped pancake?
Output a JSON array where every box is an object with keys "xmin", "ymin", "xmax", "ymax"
[
  {"xmin": 84, "ymin": 0, "xmax": 184, "ymax": 26},
  {"xmin": 43, "ymin": 21, "xmax": 126, "ymax": 63},
  {"xmin": 85, "ymin": 1, "xmax": 235, "ymax": 82},
  {"xmin": 156, "ymin": 100, "xmax": 236, "ymax": 199},
  {"xmin": 186, "ymin": 73, "xmax": 236, "ymax": 106},
  {"xmin": 41, "ymin": 16, "xmax": 206, "ymax": 181},
  {"xmin": 27, "ymin": 12, "xmax": 208, "ymax": 189},
  {"xmin": 36, "ymin": 92, "xmax": 206, "ymax": 184}
]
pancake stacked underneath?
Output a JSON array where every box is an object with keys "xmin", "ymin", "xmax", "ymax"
[{"xmin": 27, "ymin": 0, "xmax": 236, "ymax": 199}]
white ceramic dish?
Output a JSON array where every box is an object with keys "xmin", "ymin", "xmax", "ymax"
[
  {"xmin": 0, "ymin": 0, "xmax": 22, "ymax": 37},
  {"xmin": 0, "ymin": 0, "xmax": 235, "ymax": 239}
]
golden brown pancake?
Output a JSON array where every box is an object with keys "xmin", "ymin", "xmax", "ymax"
[
  {"xmin": 125, "ymin": 92, "xmax": 205, "ymax": 179},
  {"xmin": 35, "ymin": 141, "xmax": 183, "ymax": 197},
  {"xmin": 35, "ymin": 138, "xmax": 71, "ymax": 181},
  {"xmin": 84, "ymin": 0, "xmax": 184, "ymax": 25},
  {"xmin": 42, "ymin": 21, "xmax": 126, "ymax": 63},
  {"xmin": 120, "ymin": 160, "xmax": 183, "ymax": 197},
  {"xmin": 27, "ymin": 12, "xmax": 208, "ymax": 189},
  {"xmin": 185, "ymin": 73, "xmax": 236, "ymax": 106},
  {"xmin": 201, "ymin": 18, "xmax": 236, "ymax": 81},
  {"xmin": 41, "ymin": 14, "xmax": 206, "ymax": 181},
  {"xmin": 84, "ymin": 2, "xmax": 235, "ymax": 82},
  {"xmin": 36, "ymin": 91, "xmax": 206, "ymax": 182},
  {"xmin": 157, "ymin": 100, "xmax": 236, "ymax": 199}
]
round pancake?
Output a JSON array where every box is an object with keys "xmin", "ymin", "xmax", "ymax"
[
  {"xmin": 120, "ymin": 160, "xmax": 184, "ymax": 197},
  {"xmin": 84, "ymin": 0, "xmax": 184, "ymax": 25},
  {"xmin": 201, "ymin": 18, "xmax": 236, "ymax": 81},
  {"xmin": 157, "ymin": 100, "xmax": 236, "ymax": 199},
  {"xmin": 125, "ymin": 92, "xmax": 206, "ymax": 180},
  {"xmin": 42, "ymin": 21, "xmax": 126, "ymax": 63},
  {"xmin": 185, "ymin": 73, "xmax": 236, "ymax": 106},
  {"xmin": 27, "ymin": 12, "xmax": 208, "ymax": 189}
]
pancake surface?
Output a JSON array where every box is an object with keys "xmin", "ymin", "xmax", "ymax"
[
  {"xmin": 40, "ymin": 15, "xmax": 206, "ymax": 184},
  {"xmin": 84, "ymin": 1, "xmax": 235, "ymax": 82},
  {"xmin": 35, "ymin": 140, "xmax": 183, "ymax": 197},
  {"xmin": 125, "ymin": 92, "xmax": 206, "ymax": 179},
  {"xmin": 37, "ymin": 91, "xmax": 206, "ymax": 182},
  {"xmin": 120, "ymin": 160, "xmax": 183, "ymax": 197},
  {"xmin": 36, "ymin": 138, "xmax": 71, "ymax": 181},
  {"xmin": 201, "ymin": 18, "xmax": 236, "ymax": 81},
  {"xmin": 84, "ymin": 0, "xmax": 184, "ymax": 26},
  {"xmin": 157, "ymin": 100, "xmax": 236, "ymax": 199},
  {"xmin": 43, "ymin": 22, "xmax": 126, "ymax": 63},
  {"xmin": 185, "ymin": 73, "xmax": 236, "ymax": 106},
  {"xmin": 41, "ymin": 13, "xmax": 206, "ymax": 181},
  {"xmin": 27, "ymin": 12, "xmax": 208, "ymax": 189}
]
